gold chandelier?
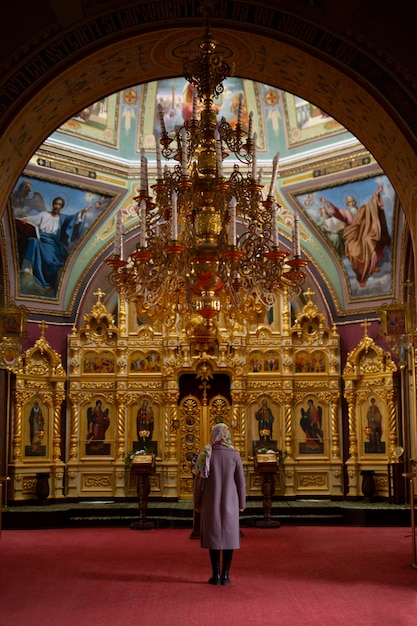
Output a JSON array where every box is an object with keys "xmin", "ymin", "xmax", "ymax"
[{"xmin": 107, "ymin": 18, "xmax": 308, "ymax": 330}]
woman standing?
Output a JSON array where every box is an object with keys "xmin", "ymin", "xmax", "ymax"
[{"xmin": 193, "ymin": 423, "xmax": 246, "ymax": 586}]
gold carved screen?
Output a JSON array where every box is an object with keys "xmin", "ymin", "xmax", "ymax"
[
  {"xmin": 177, "ymin": 386, "xmax": 231, "ymax": 499},
  {"xmin": 343, "ymin": 324, "xmax": 398, "ymax": 498},
  {"xmin": 8, "ymin": 325, "xmax": 66, "ymax": 502}
]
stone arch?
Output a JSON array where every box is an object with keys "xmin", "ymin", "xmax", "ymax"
[{"xmin": 0, "ymin": 10, "xmax": 415, "ymax": 220}]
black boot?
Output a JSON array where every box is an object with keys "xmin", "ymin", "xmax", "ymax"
[
  {"xmin": 208, "ymin": 549, "xmax": 221, "ymax": 585},
  {"xmin": 221, "ymin": 549, "xmax": 233, "ymax": 585}
]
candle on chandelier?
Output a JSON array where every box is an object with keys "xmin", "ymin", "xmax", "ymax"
[
  {"xmin": 272, "ymin": 201, "xmax": 279, "ymax": 248},
  {"xmin": 237, "ymin": 93, "xmax": 243, "ymax": 126},
  {"xmin": 120, "ymin": 213, "xmax": 124, "ymax": 260},
  {"xmin": 171, "ymin": 191, "xmax": 178, "ymax": 240},
  {"xmin": 247, "ymin": 111, "xmax": 253, "ymax": 141},
  {"xmin": 214, "ymin": 128, "xmax": 223, "ymax": 178},
  {"xmin": 251, "ymin": 132, "xmax": 257, "ymax": 179},
  {"xmin": 140, "ymin": 148, "xmax": 148, "ymax": 194},
  {"xmin": 258, "ymin": 168, "xmax": 263, "ymax": 185},
  {"xmin": 293, "ymin": 211, "xmax": 301, "ymax": 257},
  {"xmin": 140, "ymin": 200, "xmax": 147, "ymax": 248},
  {"xmin": 229, "ymin": 196, "xmax": 237, "ymax": 246},
  {"xmin": 268, "ymin": 151, "xmax": 280, "ymax": 197},
  {"xmin": 156, "ymin": 140, "xmax": 162, "ymax": 179},
  {"xmin": 158, "ymin": 107, "xmax": 166, "ymax": 135},
  {"xmin": 114, "ymin": 209, "xmax": 124, "ymax": 259},
  {"xmin": 180, "ymin": 128, "xmax": 188, "ymax": 177}
]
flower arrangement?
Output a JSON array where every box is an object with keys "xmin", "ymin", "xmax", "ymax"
[
  {"xmin": 124, "ymin": 448, "xmax": 152, "ymax": 468},
  {"xmin": 253, "ymin": 446, "xmax": 287, "ymax": 464}
]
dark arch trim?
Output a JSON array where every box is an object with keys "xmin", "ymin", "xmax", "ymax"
[{"xmin": 0, "ymin": 1, "xmax": 414, "ymax": 139}]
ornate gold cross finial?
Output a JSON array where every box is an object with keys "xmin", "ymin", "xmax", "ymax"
[
  {"xmin": 198, "ymin": 379, "xmax": 211, "ymax": 405},
  {"xmin": 94, "ymin": 288, "xmax": 105, "ymax": 303},
  {"xmin": 361, "ymin": 318, "xmax": 370, "ymax": 337},
  {"xmin": 304, "ymin": 288, "xmax": 315, "ymax": 302},
  {"xmin": 38, "ymin": 320, "xmax": 48, "ymax": 338}
]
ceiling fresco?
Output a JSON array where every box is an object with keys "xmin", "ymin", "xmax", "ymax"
[
  {"xmin": 293, "ymin": 173, "xmax": 395, "ymax": 300},
  {"xmin": 3, "ymin": 77, "xmax": 402, "ymax": 324}
]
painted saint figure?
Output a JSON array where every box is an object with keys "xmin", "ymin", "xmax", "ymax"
[
  {"xmin": 136, "ymin": 399, "xmax": 154, "ymax": 448},
  {"xmin": 300, "ymin": 399, "xmax": 323, "ymax": 450},
  {"xmin": 87, "ymin": 399, "xmax": 110, "ymax": 451},
  {"xmin": 29, "ymin": 400, "xmax": 45, "ymax": 454},
  {"xmin": 319, "ymin": 185, "xmax": 391, "ymax": 287},
  {"xmin": 255, "ymin": 399, "xmax": 274, "ymax": 443},
  {"xmin": 366, "ymin": 397, "xmax": 383, "ymax": 453},
  {"xmin": 19, "ymin": 196, "xmax": 90, "ymax": 292}
]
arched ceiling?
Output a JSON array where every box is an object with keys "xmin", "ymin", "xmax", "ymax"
[
  {"xmin": 0, "ymin": 0, "xmax": 416, "ymax": 327},
  {"xmin": 1, "ymin": 23, "xmax": 416, "ymax": 212},
  {"xmin": 6, "ymin": 71, "xmax": 404, "ymax": 326}
]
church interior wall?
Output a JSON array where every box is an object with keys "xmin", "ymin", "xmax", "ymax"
[
  {"xmin": 3, "ymin": 288, "xmax": 403, "ymax": 505},
  {"xmin": 0, "ymin": 2, "xmax": 415, "ymax": 509}
]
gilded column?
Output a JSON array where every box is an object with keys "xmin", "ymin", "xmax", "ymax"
[
  {"xmin": 234, "ymin": 399, "xmax": 246, "ymax": 456},
  {"xmin": 116, "ymin": 399, "xmax": 126, "ymax": 460},
  {"xmin": 344, "ymin": 390, "xmax": 359, "ymax": 497},
  {"xmin": 163, "ymin": 392, "xmax": 179, "ymax": 460},
  {"xmin": 345, "ymin": 392, "xmax": 358, "ymax": 460},
  {"xmin": 386, "ymin": 388, "xmax": 398, "ymax": 458},
  {"xmin": 68, "ymin": 392, "xmax": 80, "ymax": 461},
  {"xmin": 284, "ymin": 397, "xmax": 293, "ymax": 459},
  {"xmin": 330, "ymin": 393, "xmax": 340, "ymax": 459},
  {"xmin": 119, "ymin": 295, "xmax": 127, "ymax": 335},
  {"xmin": 11, "ymin": 390, "xmax": 24, "ymax": 461},
  {"xmin": 282, "ymin": 287, "xmax": 290, "ymax": 335},
  {"xmin": 52, "ymin": 392, "xmax": 65, "ymax": 461}
]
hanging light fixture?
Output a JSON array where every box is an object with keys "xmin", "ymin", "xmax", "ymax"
[{"xmin": 106, "ymin": 11, "xmax": 308, "ymax": 330}]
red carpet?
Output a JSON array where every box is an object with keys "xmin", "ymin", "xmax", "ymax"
[{"xmin": 0, "ymin": 526, "xmax": 415, "ymax": 626}]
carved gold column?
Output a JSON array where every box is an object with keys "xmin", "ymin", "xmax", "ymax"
[
  {"xmin": 68, "ymin": 392, "xmax": 80, "ymax": 461},
  {"xmin": 230, "ymin": 391, "xmax": 245, "ymax": 455},
  {"xmin": 386, "ymin": 387, "xmax": 398, "ymax": 458},
  {"xmin": 12, "ymin": 389, "xmax": 30, "ymax": 462},
  {"xmin": 201, "ymin": 382, "xmax": 210, "ymax": 446},
  {"xmin": 116, "ymin": 399, "xmax": 126, "ymax": 460},
  {"xmin": 282, "ymin": 394, "xmax": 295, "ymax": 495},
  {"xmin": 330, "ymin": 392, "xmax": 341, "ymax": 459},
  {"xmin": 234, "ymin": 403, "xmax": 246, "ymax": 455},
  {"xmin": 284, "ymin": 396, "xmax": 293, "ymax": 459},
  {"xmin": 118, "ymin": 295, "xmax": 127, "ymax": 335},
  {"xmin": 52, "ymin": 391, "xmax": 65, "ymax": 461},
  {"xmin": 344, "ymin": 390, "xmax": 359, "ymax": 496},
  {"xmin": 345, "ymin": 391, "xmax": 358, "ymax": 460},
  {"xmin": 114, "ymin": 396, "xmax": 127, "ymax": 497},
  {"xmin": 282, "ymin": 287, "xmax": 290, "ymax": 335},
  {"xmin": 163, "ymin": 391, "xmax": 179, "ymax": 460}
]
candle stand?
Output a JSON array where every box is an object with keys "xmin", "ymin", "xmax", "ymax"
[
  {"xmin": 254, "ymin": 453, "xmax": 280, "ymax": 528},
  {"xmin": 130, "ymin": 454, "xmax": 156, "ymax": 530}
]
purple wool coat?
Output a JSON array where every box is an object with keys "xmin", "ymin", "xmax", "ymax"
[{"xmin": 194, "ymin": 446, "xmax": 246, "ymax": 550}]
